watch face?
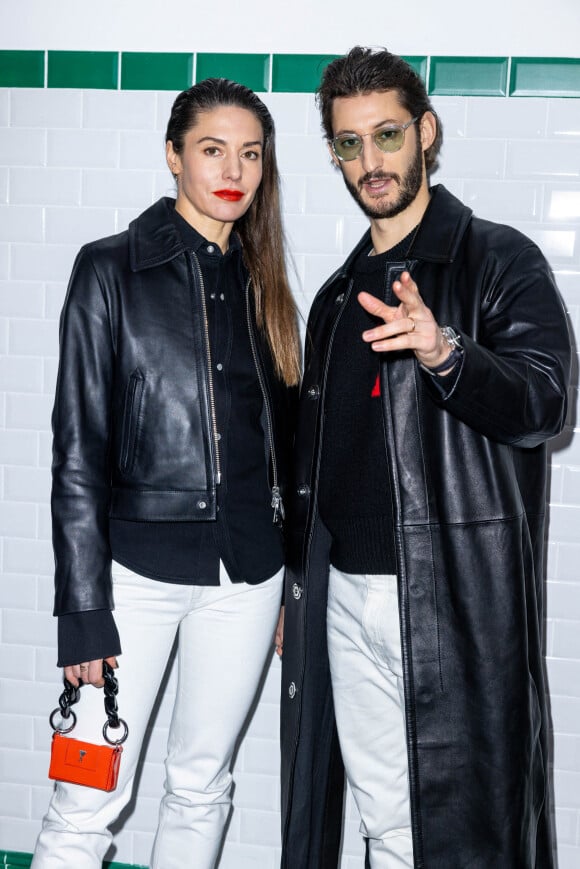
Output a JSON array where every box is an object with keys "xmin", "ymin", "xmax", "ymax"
[{"xmin": 441, "ymin": 326, "xmax": 461, "ymax": 348}]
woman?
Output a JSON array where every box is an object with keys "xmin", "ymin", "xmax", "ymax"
[{"xmin": 32, "ymin": 78, "xmax": 300, "ymax": 869}]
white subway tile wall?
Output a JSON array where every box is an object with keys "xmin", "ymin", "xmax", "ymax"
[{"xmin": 0, "ymin": 88, "xmax": 579, "ymax": 869}]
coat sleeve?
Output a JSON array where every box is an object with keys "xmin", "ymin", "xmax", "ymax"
[
  {"xmin": 421, "ymin": 241, "xmax": 571, "ymax": 448},
  {"xmin": 51, "ymin": 246, "xmax": 115, "ymax": 616}
]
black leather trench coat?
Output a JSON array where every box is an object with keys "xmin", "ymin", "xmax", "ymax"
[
  {"xmin": 280, "ymin": 185, "xmax": 571, "ymax": 868},
  {"xmin": 51, "ymin": 197, "xmax": 295, "ymax": 617}
]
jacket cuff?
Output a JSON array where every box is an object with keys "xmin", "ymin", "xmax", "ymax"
[
  {"xmin": 420, "ymin": 351, "xmax": 463, "ymax": 399},
  {"xmin": 57, "ymin": 609, "xmax": 121, "ymax": 668}
]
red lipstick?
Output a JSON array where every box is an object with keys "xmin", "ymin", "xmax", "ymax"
[{"xmin": 213, "ymin": 189, "xmax": 244, "ymax": 202}]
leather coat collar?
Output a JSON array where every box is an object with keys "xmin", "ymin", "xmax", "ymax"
[
  {"xmin": 334, "ymin": 184, "xmax": 474, "ymax": 281},
  {"xmin": 129, "ymin": 197, "xmax": 188, "ymax": 272}
]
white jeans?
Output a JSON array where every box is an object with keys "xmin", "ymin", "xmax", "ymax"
[
  {"xmin": 32, "ymin": 560, "xmax": 283, "ymax": 869},
  {"xmin": 327, "ymin": 566, "xmax": 413, "ymax": 869}
]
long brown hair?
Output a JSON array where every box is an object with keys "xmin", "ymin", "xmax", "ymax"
[{"xmin": 166, "ymin": 78, "xmax": 300, "ymax": 386}]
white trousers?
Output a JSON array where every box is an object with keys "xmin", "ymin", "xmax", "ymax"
[
  {"xmin": 327, "ymin": 567, "xmax": 413, "ymax": 869},
  {"xmin": 32, "ymin": 561, "xmax": 283, "ymax": 869}
]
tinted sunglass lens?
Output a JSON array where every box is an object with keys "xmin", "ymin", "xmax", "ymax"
[
  {"xmin": 334, "ymin": 137, "xmax": 362, "ymax": 161},
  {"xmin": 374, "ymin": 128, "xmax": 405, "ymax": 152}
]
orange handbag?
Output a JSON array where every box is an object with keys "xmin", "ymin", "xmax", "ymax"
[{"xmin": 48, "ymin": 662, "xmax": 128, "ymax": 792}]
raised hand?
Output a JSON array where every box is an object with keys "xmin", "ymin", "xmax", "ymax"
[{"xmin": 358, "ymin": 270, "xmax": 452, "ymax": 370}]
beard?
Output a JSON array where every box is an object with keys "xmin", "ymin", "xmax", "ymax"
[{"xmin": 342, "ymin": 135, "xmax": 424, "ymax": 220}]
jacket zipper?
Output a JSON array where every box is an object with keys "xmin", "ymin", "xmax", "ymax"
[
  {"xmin": 244, "ymin": 279, "xmax": 283, "ymax": 523},
  {"xmin": 191, "ymin": 251, "xmax": 222, "ymax": 485},
  {"xmin": 120, "ymin": 370, "xmax": 144, "ymax": 472}
]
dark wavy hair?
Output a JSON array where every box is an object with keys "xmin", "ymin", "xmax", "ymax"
[
  {"xmin": 166, "ymin": 78, "xmax": 300, "ymax": 386},
  {"xmin": 317, "ymin": 46, "xmax": 442, "ymax": 174}
]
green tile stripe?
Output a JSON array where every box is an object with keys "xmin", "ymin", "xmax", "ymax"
[
  {"xmin": 0, "ymin": 50, "xmax": 44, "ymax": 87},
  {"xmin": 402, "ymin": 56, "xmax": 428, "ymax": 82},
  {"xmin": 0, "ymin": 853, "xmax": 30, "ymax": 868},
  {"xmin": 196, "ymin": 53, "xmax": 270, "ymax": 91},
  {"xmin": 510, "ymin": 57, "xmax": 580, "ymax": 97},
  {"xmin": 122, "ymin": 52, "xmax": 193, "ymax": 91},
  {"xmin": 0, "ymin": 852, "xmax": 145, "ymax": 869},
  {"xmin": 272, "ymin": 54, "xmax": 339, "ymax": 92},
  {"xmin": 0, "ymin": 51, "xmax": 579, "ymax": 96},
  {"xmin": 429, "ymin": 56, "xmax": 509, "ymax": 96},
  {"xmin": 48, "ymin": 51, "xmax": 118, "ymax": 89}
]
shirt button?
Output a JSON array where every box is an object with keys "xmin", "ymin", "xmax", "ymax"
[
  {"xmin": 207, "ymin": 244, "xmax": 215, "ymax": 253},
  {"xmin": 297, "ymin": 484, "xmax": 310, "ymax": 497},
  {"xmin": 197, "ymin": 500, "xmax": 207, "ymax": 510},
  {"xmin": 288, "ymin": 681, "xmax": 296, "ymax": 699},
  {"xmin": 292, "ymin": 583, "xmax": 303, "ymax": 600},
  {"xmin": 216, "ymin": 363, "xmax": 223, "ymax": 371},
  {"xmin": 220, "ymin": 293, "xmax": 225, "ymax": 301},
  {"xmin": 307, "ymin": 385, "xmax": 320, "ymax": 399},
  {"xmin": 210, "ymin": 292, "xmax": 216, "ymax": 300}
]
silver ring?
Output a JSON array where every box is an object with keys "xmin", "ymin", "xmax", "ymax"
[
  {"xmin": 50, "ymin": 707, "xmax": 77, "ymax": 734},
  {"xmin": 103, "ymin": 718, "xmax": 129, "ymax": 746}
]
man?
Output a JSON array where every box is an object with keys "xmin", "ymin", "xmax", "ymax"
[{"xmin": 280, "ymin": 46, "xmax": 571, "ymax": 869}]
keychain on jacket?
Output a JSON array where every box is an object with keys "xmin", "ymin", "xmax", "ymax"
[{"xmin": 48, "ymin": 661, "xmax": 129, "ymax": 791}]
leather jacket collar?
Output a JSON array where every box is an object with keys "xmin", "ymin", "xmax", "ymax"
[
  {"xmin": 129, "ymin": 197, "xmax": 187, "ymax": 272},
  {"xmin": 327, "ymin": 184, "xmax": 474, "ymax": 289}
]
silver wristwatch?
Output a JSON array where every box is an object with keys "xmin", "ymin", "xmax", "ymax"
[
  {"xmin": 422, "ymin": 326, "xmax": 463, "ymax": 376},
  {"xmin": 440, "ymin": 326, "xmax": 462, "ymax": 349}
]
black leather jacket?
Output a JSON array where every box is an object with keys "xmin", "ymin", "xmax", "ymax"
[
  {"xmin": 281, "ymin": 185, "xmax": 571, "ymax": 868},
  {"xmin": 51, "ymin": 198, "xmax": 295, "ymax": 616}
]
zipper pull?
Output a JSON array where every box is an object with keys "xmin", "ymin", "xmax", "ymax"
[{"xmin": 271, "ymin": 486, "xmax": 285, "ymax": 524}]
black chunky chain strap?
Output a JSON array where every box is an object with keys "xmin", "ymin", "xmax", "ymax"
[
  {"xmin": 102, "ymin": 661, "xmax": 120, "ymax": 729},
  {"xmin": 49, "ymin": 661, "xmax": 129, "ymax": 745}
]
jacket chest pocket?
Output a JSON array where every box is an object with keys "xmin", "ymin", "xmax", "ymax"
[{"xmin": 120, "ymin": 369, "xmax": 145, "ymax": 474}]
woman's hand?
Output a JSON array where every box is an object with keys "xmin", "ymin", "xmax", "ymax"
[
  {"xmin": 64, "ymin": 656, "xmax": 118, "ymax": 688},
  {"xmin": 275, "ymin": 606, "xmax": 284, "ymax": 658}
]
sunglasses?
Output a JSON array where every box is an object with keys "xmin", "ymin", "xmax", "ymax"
[{"xmin": 331, "ymin": 117, "xmax": 419, "ymax": 162}]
